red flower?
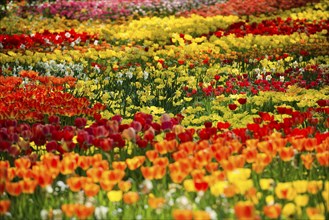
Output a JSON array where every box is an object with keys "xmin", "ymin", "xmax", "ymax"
[
  {"xmin": 217, "ymin": 121, "xmax": 230, "ymax": 130},
  {"xmin": 228, "ymin": 103, "xmax": 238, "ymax": 110},
  {"xmin": 238, "ymin": 98, "xmax": 247, "ymax": 105}
]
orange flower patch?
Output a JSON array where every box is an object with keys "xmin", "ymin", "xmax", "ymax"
[
  {"xmin": 193, "ymin": 210, "xmax": 211, "ymax": 220},
  {"xmin": 83, "ymin": 182, "xmax": 100, "ymax": 197},
  {"xmin": 148, "ymin": 195, "xmax": 166, "ymax": 209},
  {"xmin": 126, "ymin": 156, "xmax": 145, "ymax": 170},
  {"xmin": 5, "ymin": 181, "xmax": 22, "ymax": 196},
  {"xmin": 145, "ymin": 150, "xmax": 159, "ymax": 162},
  {"xmin": 301, "ymin": 154, "xmax": 314, "ymax": 169},
  {"xmin": 112, "ymin": 161, "xmax": 127, "ymax": 171},
  {"xmin": 0, "ymin": 200, "xmax": 10, "ymax": 215},
  {"xmin": 101, "ymin": 169, "xmax": 125, "ymax": 183},
  {"xmin": 234, "ymin": 201, "xmax": 255, "ymax": 220},
  {"xmin": 316, "ymin": 152, "xmax": 329, "ymax": 166},
  {"xmin": 123, "ymin": 191, "xmax": 139, "ymax": 204},
  {"xmin": 21, "ymin": 179, "xmax": 38, "ymax": 194},
  {"xmin": 279, "ymin": 147, "xmax": 295, "ymax": 162},
  {"xmin": 172, "ymin": 209, "xmax": 193, "ymax": 220},
  {"xmin": 263, "ymin": 204, "xmax": 282, "ymax": 219},
  {"xmin": 86, "ymin": 167, "xmax": 104, "ymax": 183}
]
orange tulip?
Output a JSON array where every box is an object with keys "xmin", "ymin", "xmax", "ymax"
[
  {"xmin": 205, "ymin": 162, "xmax": 218, "ymax": 173},
  {"xmin": 194, "ymin": 149, "xmax": 212, "ymax": 168},
  {"xmin": 118, "ymin": 181, "xmax": 132, "ymax": 192},
  {"xmin": 92, "ymin": 160, "xmax": 109, "ymax": 170},
  {"xmin": 172, "ymin": 209, "xmax": 193, "ymax": 220},
  {"xmin": 145, "ymin": 150, "xmax": 158, "ymax": 162},
  {"xmin": 148, "ymin": 195, "xmax": 166, "ymax": 209},
  {"xmin": 86, "ymin": 167, "xmax": 104, "ymax": 183},
  {"xmin": 112, "ymin": 161, "xmax": 127, "ymax": 171},
  {"xmin": 179, "ymin": 141, "xmax": 196, "ymax": 155},
  {"xmin": 21, "ymin": 179, "xmax": 38, "ymax": 194},
  {"xmin": 14, "ymin": 157, "xmax": 31, "ymax": 169},
  {"xmin": 90, "ymin": 154, "xmax": 103, "ymax": 166},
  {"xmin": 101, "ymin": 170, "xmax": 125, "ymax": 183},
  {"xmin": 5, "ymin": 181, "xmax": 22, "ymax": 196},
  {"xmin": 229, "ymin": 139, "xmax": 243, "ymax": 153},
  {"xmin": 191, "ymin": 169, "xmax": 206, "ymax": 182},
  {"xmin": 234, "ymin": 201, "xmax": 255, "ymax": 220},
  {"xmin": 61, "ymin": 204, "xmax": 76, "ymax": 218},
  {"xmin": 67, "ymin": 177, "xmax": 83, "ymax": 192},
  {"xmin": 169, "ymin": 171, "xmax": 188, "ymax": 184},
  {"xmin": 193, "ymin": 210, "xmax": 211, "ymax": 220},
  {"xmin": 32, "ymin": 166, "xmax": 53, "ymax": 188},
  {"xmin": 223, "ymin": 184, "xmax": 237, "ymax": 198},
  {"xmin": 60, "ymin": 156, "xmax": 77, "ymax": 175},
  {"xmin": 99, "ymin": 179, "xmax": 115, "ymax": 191},
  {"xmin": 0, "ymin": 200, "xmax": 10, "ymax": 215},
  {"xmin": 141, "ymin": 166, "xmax": 155, "ymax": 180},
  {"xmin": 243, "ymin": 147, "xmax": 258, "ymax": 163},
  {"xmin": 126, "ymin": 156, "xmax": 145, "ymax": 170},
  {"xmin": 75, "ymin": 204, "xmax": 95, "ymax": 219},
  {"xmin": 83, "ymin": 182, "xmax": 100, "ymax": 197},
  {"xmin": 301, "ymin": 154, "xmax": 314, "ymax": 170},
  {"xmin": 195, "ymin": 140, "xmax": 209, "ymax": 151},
  {"xmin": 263, "ymin": 204, "xmax": 282, "ymax": 219},
  {"xmin": 172, "ymin": 150, "xmax": 188, "ymax": 161},
  {"xmin": 123, "ymin": 191, "xmax": 139, "ymax": 204},
  {"xmin": 153, "ymin": 165, "xmax": 166, "ymax": 179},
  {"xmin": 257, "ymin": 141, "xmax": 277, "ymax": 157},
  {"xmin": 155, "ymin": 140, "xmax": 177, "ymax": 155},
  {"xmin": 41, "ymin": 153, "xmax": 61, "ymax": 178},
  {"xmin": 153, "ymin": 157, "xmax": 169, "ymax": 167},
  {"xmin": 316, "ymin": 152, "xmax": 329, "ymax": 166},
  {"xmin": 279, "ymin": 147, "xmax": 295, "ymax": 162},
  {"xmin": 78, "ymin": 156, "xmax": 91, "ymax": 170},
  {"xmin": 307, "ymin": 181, "xmax": 322, "ymax": 194}
]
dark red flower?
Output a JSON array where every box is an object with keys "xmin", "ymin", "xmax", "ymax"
[
  {"xmin": 228, "ymin": 103, "xmax": 238, "ymax": 110},
  {"xmin": 237, "ymin": 98, "xmax": 247, "ymax": 105}
]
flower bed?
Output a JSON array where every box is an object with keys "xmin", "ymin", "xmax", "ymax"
[{"xmin": 0, "ymin": 0, "xmax": 328, "ymax": 219}]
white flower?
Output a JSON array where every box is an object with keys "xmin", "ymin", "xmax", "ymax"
[
  {"xmin": 55, "ymin": 35, "xmax": 60, "ymax": 41},
  {"xmin": 75, "ymin": 37, "xmax": 81, "ymax": 45},
  {"xmin": 292, "ymin": 61, "xmax": 298, "ymax": 68},
  {"xmin": 299, "ymin": 68, "xmax": 304, "ymax": 73},
  {"xmin": 95, "ymin": 206, "xmax": 109, "ymax": 220},
  {"xmin": 94, "ymin": 65, "xmax": 101, "ymax": 73},
  {"xmin": 20, "ymin": 44, "xmax": 26, "ymax": 49},
  {"xmin": 256, "ymin": 73, "xmax": 263, "ymax": 80},
  {"xmin": 65, "ymin": 32, "xmax": 71, "ymax": 38},
  {"xmin": 52, "ymin": 209, "xmax": 63, "ymax": 220},
  {"xmin": 205, "ymin": 207, "xmax": 218, "ymax": 220},
  {"xmin": 40, "ymin": 210, "xmax": 48, "ymax": 220},
  {"xmin": 44, "ymin": 38, "xmax": 51, "ymax": 45},
  {"xmin": 94, "ymin": 40, "xmax": 99, "ymax": 46},
  {"xmin": 254, "ymin": 68, "xmax": 260, "ymax": 74},
  {"xmin": 126, "ymin": 71, "xmax": 133, "ymax": 79},
  {"xmin": 136, "ymin": 214, "xmax": 142, "ymax": 220},
  {"xmin": 280, "ymin": 76, "xmax": 285, "ymax": 82},
  {"xmin": 0, "ymin": 43, "xmax": 3, "ymax": 49},
  {"xmin": 56, "ymin": 181, "xmax": 67, "ymax": 192},
  {"xmin": 117, "ymin": 80, "xmax": 123, "ymax": 85},
  {"xmin": 70, "ymin": 42, "xmax": 75, "ymax": 47},
  {"xmin": 143, "ymin": 71, "xmax": 149, "ymax": 80},
  {"xmin": 45, "ymin": 185, "xmax": 53, "ymax": 194},
  {"xmin": 139, "ymin": 179, "xmax": 153, "ymax": 193},
  {"xmin": 265, "ymin": 75, "xmax": 272, "ymax": 81}
]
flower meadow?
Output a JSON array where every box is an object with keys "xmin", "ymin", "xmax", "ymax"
[{"xmin": 0, "ymin": 0, "xmax": 329, "ymax": 219}]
